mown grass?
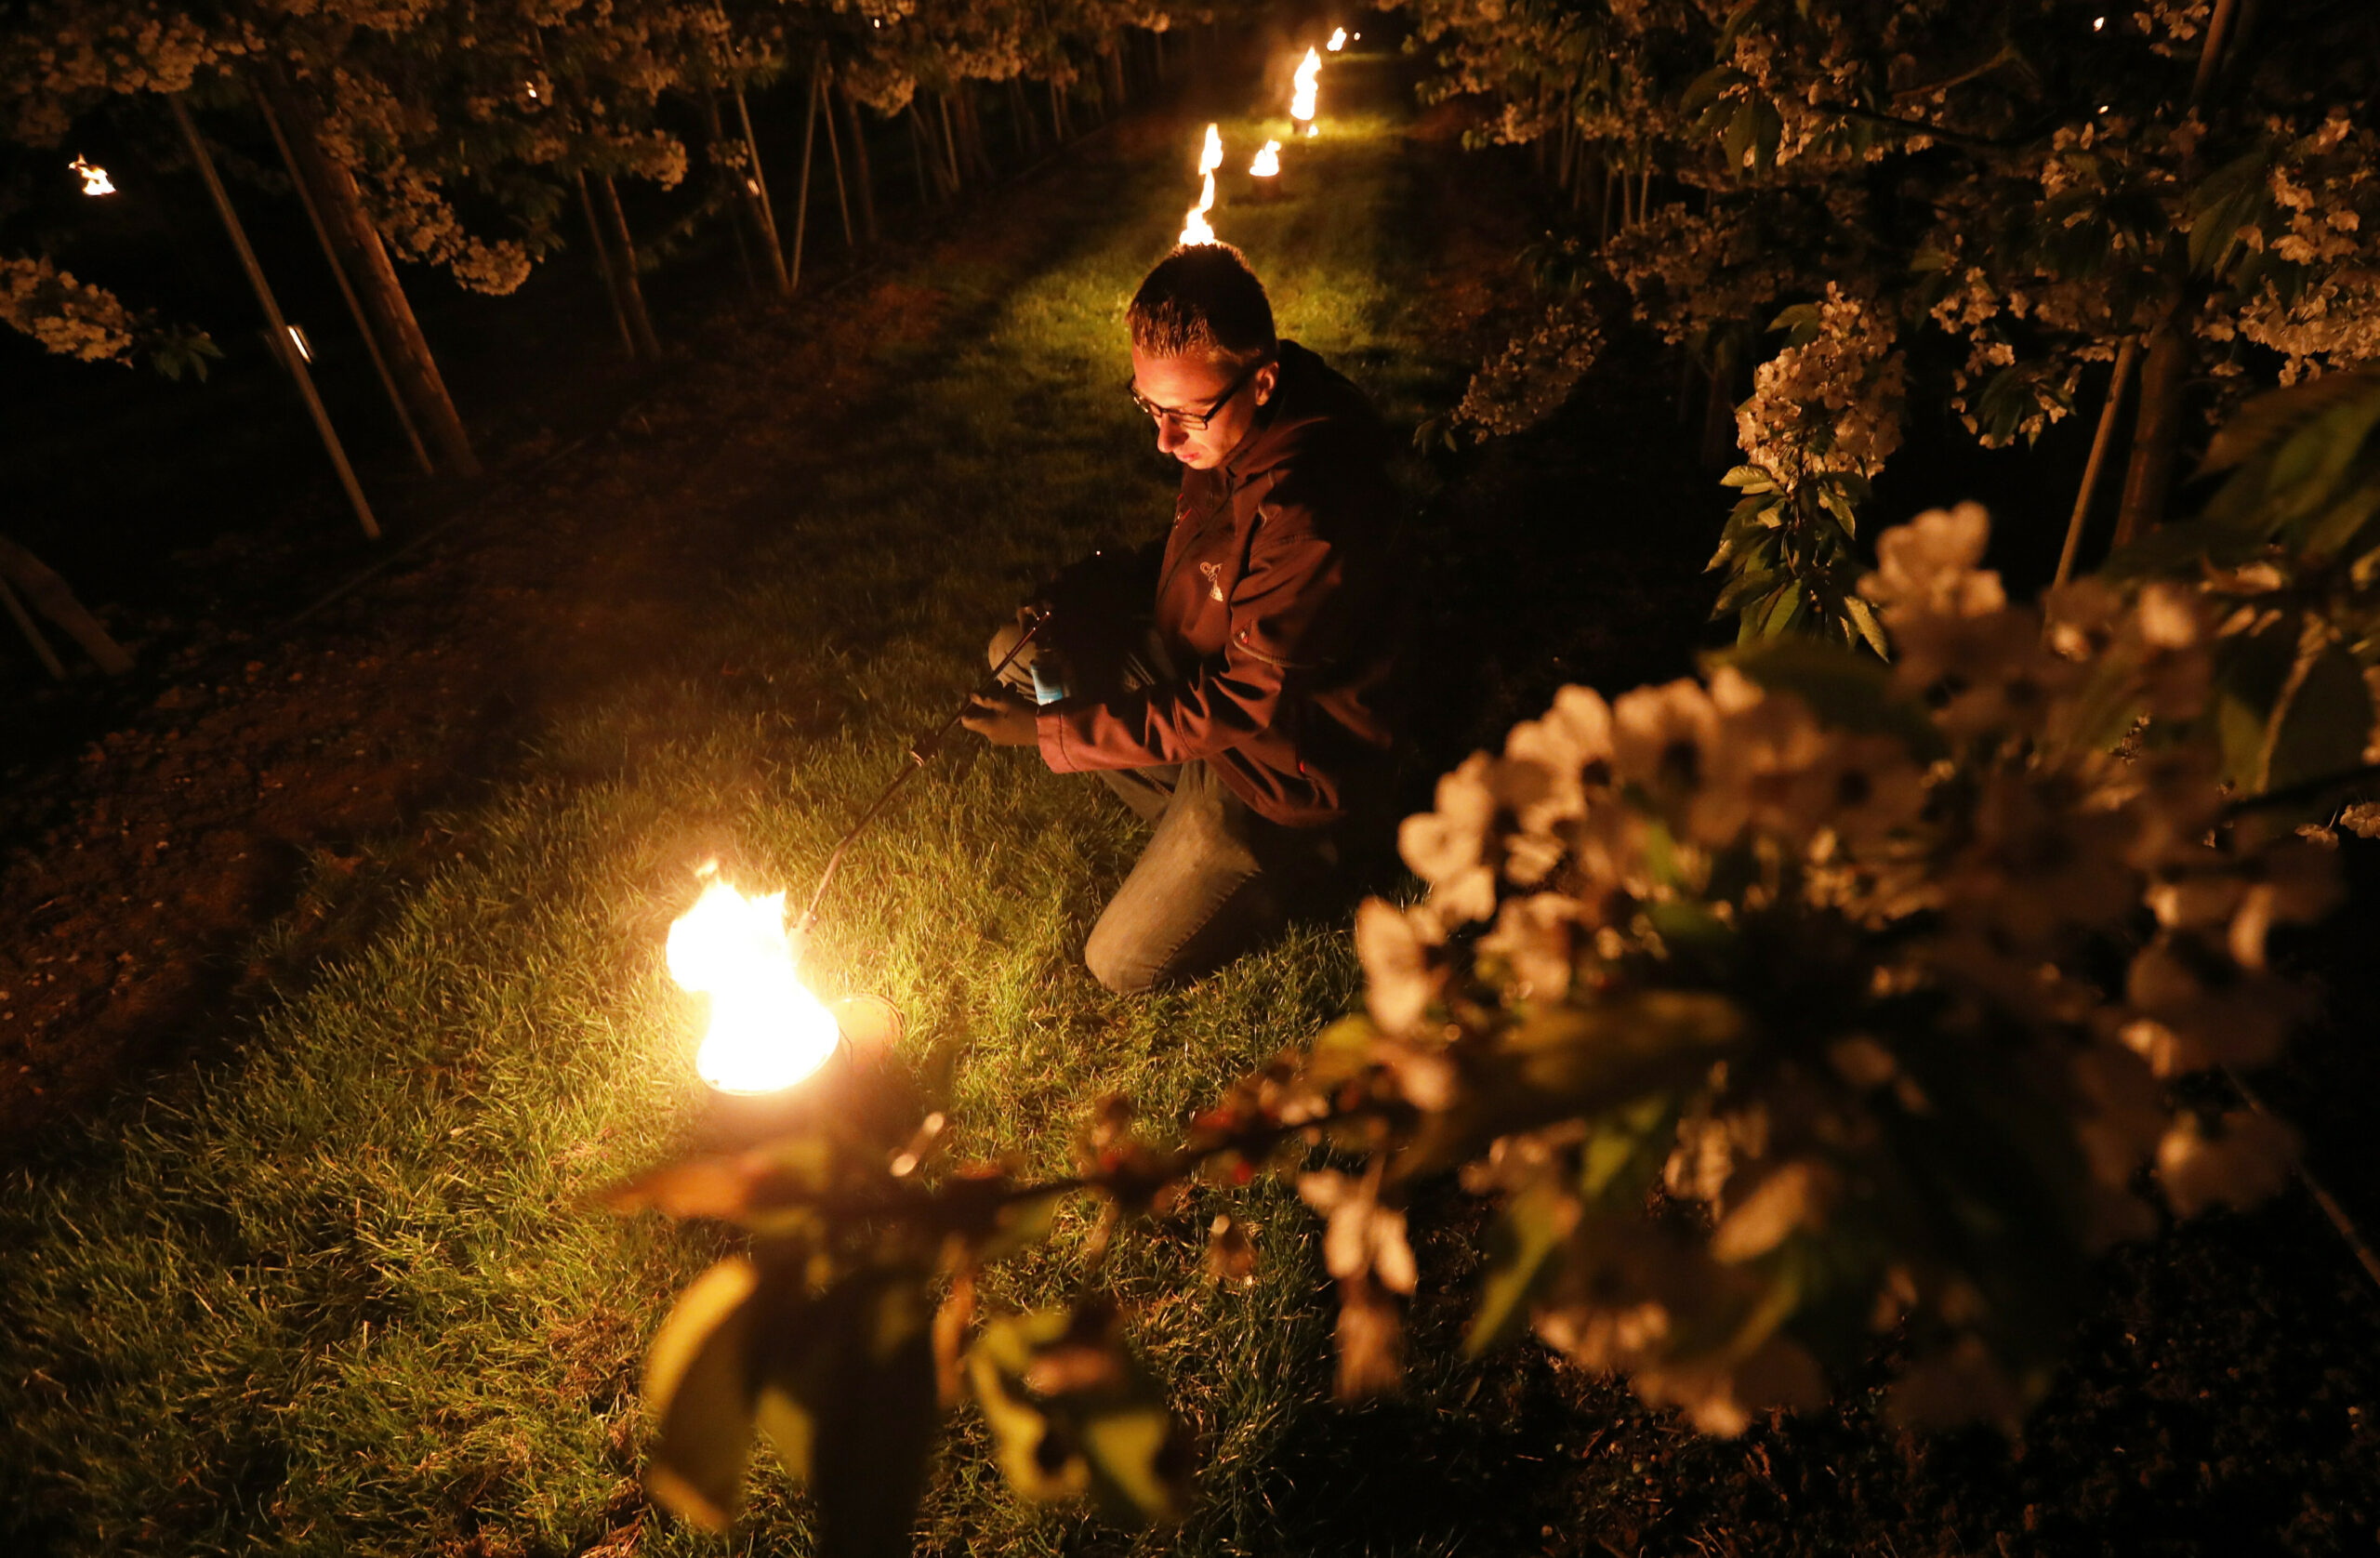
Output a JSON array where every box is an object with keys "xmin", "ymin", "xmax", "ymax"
[{"xmin": 0, "ymin": 64, "xmax": 1474, "ymax": 1558}]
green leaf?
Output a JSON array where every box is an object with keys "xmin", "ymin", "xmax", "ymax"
[
  {"xmin": 1680, "ymin": 63, "xmax": 1742, "ymax": 117},
  {"xmin": 1722, "ymin": 97, "xmax": 1759, "ymax": 173},
  {"xmin": 2199, "ymin": 368, "xmax": 2380, "ymax": 477},
  {"xmin": 1736, "ymin": 584, "xmax": 1788, "ymax": 643},
  {"xmin": 1842, "ymin": 593, "xmax": 1890, "ymax": 659},
  {"xmin": 1464, "ymin": 1177, "xmax": 1579, "ymax": 1357},
  {"xmin": 1817, "ymin": 481, "xmax": 1859, "ymax": 540},
  {"xmin": 2187, "ymin": 147, "xmax": 2275, "ymax": 277},
  {"xmin": 1751, "ymin": 98, "xmax": 1783, "ymax": 175},
  {"xmin": 1720, "ymin": 464, "xmax": 1777, "ymax": 492},
  {"xmin": 967, "ymin": 1305, "xmax": 1190, "ymax": 1525},
  {"xmin": 2265, "ymin": 391, "xmax": 2380, "ymax": 532},
  {"xmin": 2302, "ymin": 482, "xmax": 2380, "ymax": 562},
  {"xmin": 642, "ymin": 1259, "xmax": 761, "ymax": 1531},
  {"xmin": 2262, "ymin": 642, "xmax": 2374, "ymax": 797},
  {"xmin": 1583, "ymin": 1093, "xmax": 1676, "ymax": 1203},
  {"xmin": 1714, "ymin": 561, "xmax": 1783, "ymax": 616}
]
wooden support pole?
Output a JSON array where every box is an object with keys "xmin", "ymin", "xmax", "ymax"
[
  {"xmin": 0, "ymin": 576, "xmax": 65, "ymax": 680},
  {"xmin": 0, "ymin": 534, "xmax": 134, "ymax": 674},
  {"xmin": 813, "ymin": 66, "xmax": 856, "ymax": 250},
  {"xmin": 169, "ymin": 94, "xmax": 380, "ymax": 540},
  {"xmin": 732, "ymin": 83, "xmax": 791, "ymax": 291},
  {"xmin": 253, "ymin": 84, "xmax": 434, "ymax": 477},
  {"xmin": 791, "ymin": 55, "xmax": 824, "ymax": 288},
  {"xmin": 1008, "ymin": 75, "xmax": 1036, "ymax": 156},
  {"xmin": 576, "ymin": 170, "xmax": 640, "ymax": 359},
  {"xmin": 255, "ymin": 70, "xmax": 479, "ymax": 480},
  {"xmin": 2056, "ymin": 338, "xmax": 2141, "ymax": 586},
  {"xmin": 906, "ymin": 100, "xmax": 933, "ymax": 207},
  {"xmin": 936, "ymin": 93, "xmax": 962, "ymax": 193},
  {"xmin": 599, "ymin": 173, "xmax": 663, "ymax": 358},
  {"xmin": 839, "ymin": 79, "xmax": 879, "ymax": 244}
]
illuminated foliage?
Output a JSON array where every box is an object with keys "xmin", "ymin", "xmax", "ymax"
[{"xmin": 1397, "ymin": 0, "xmax": 2380, "ymax": 648}]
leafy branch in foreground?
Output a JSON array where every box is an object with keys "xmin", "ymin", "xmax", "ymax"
[{"xmin": 614, "ymin": 371, "xmax": 2380, "ymax": 1557}]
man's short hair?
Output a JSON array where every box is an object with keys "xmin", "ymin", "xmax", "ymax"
[{"xmin": 1129, "ymin": 244, "xmax": 1277, "ymax": 369}]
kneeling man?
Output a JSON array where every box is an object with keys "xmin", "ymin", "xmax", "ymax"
[{"xmin": 961, "ymin": 243, "xmax": 1399, "ymax": 993}]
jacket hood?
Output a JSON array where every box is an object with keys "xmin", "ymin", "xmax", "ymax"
[{"xmin": 1223, "ymin": 339, "xmax": 1390, "ymax": 483}]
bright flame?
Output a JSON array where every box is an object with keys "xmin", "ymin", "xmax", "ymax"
[
  {"xmin": 70, "ymin": 155, "xmax": 113, "ymax": 196},
  {"xmin": 667, "ymin": 878, "xmax": 842, "ymax": 1094},
  {"xmin": 1328, "ymin": 27, "xmax": 1346, "ymax": 50},
  {"xmin": 1304, "ymin": 123, "xmax": 1319, "ymax": 138},
  {"xmin": 1250, "ymin": 139, "xmax": 1281, "ymax": 177},
  {"xmin": 1291, "ymin": 47, "xmax": 1321, "ymax": 122},
  {"xmin": 1179, "ymin": 124, "xmax": 1223, "ymax": 244},
  {"xmin": 1180, "ymin": 177, "xmax": 1217, "ymax": 244}
]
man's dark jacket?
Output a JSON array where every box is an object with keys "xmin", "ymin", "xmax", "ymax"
[{"xmin": 1035, "ymin": 339, "xmax": 1398, "ymax": 826}]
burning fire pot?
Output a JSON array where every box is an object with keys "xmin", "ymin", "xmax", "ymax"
[
  {"xmin": 1246, "ymin": 139, "xmax": 1286, "ymax": 202},
  {"xmin": 667, "ymin": 873, "xmax": 916, "ymax": 1148}
]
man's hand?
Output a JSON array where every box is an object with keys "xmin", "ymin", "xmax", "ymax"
[{"xmin": 961, "ymin": 689, "xmax": 1041, "ymax": 747}]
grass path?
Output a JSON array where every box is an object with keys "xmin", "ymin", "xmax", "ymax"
[{"xmin": 0, "ymin": 62, "xmax": 1473, "ymax": 1558}]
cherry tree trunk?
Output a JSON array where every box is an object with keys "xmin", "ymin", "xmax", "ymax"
[
  {"xmin": 2111, "ymin": 316, "xmax": 2189, "ymax": 548},
  {"xmin": 258, "ymin": 72, "xmax": 480, "ymax": 480},
  {"xmin": 1103, "ymin": 39, "xmax": 1127, "ymax": 111}
]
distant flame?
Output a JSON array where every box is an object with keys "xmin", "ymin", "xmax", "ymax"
[
  {"xmin": 1250, "ymin": 140, "xmax": 1281, "ymax": 177},
  {"xmin": 70, "ymin": 155, "xmax": 113, "ymax": 196},
  {"xmin": 1291, "ymin": 47, "xmax": 1321, "ymax": 122},
  {"xmin": 667, "ymin": 877, "xmax": 842, "ymax": 1094},
  {"xmin": 1328, "ymin": 27, "xmax": 1346, "ymax": 50},
  {"xmin": 1179, "ymin": 123, "xmax": 1223, "ymax": 245}
]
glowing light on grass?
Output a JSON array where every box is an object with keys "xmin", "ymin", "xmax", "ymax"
[
  {"xmin": 1291, "ymin": 47, "xmax": 1321, "ymax": 124},
  {"xmin": 667, "ymin": 876, "xmax": 841, "ymax": 1094},
  {"xmin": 1328, "ymin": 27, "xmax": 1346, "ymax": 50},
  {"xmin": 70, "ymin": 154, "xmax": 113, "ymax": 196},
  {"xmin": 1250, "ymin": 139, "xmax": 1281, "ymax": 178},
  {"xmin": 1180, "ymin": 122, "xmax": 1223, "ymax": 245}
]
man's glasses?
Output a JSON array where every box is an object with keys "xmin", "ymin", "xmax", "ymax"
[{"xmin": 1126, "ymin": 356, "xmax": 1270, "ymax": 432}]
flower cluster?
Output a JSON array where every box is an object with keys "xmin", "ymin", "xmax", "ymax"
[
  {"xmin": 1331, "ymin": 504, "xmax": 2339, "ymax": 1433},
  {"xmin": 1448, "ymin": 294, "xmax": 1604, "ymax": 439},
  {"xmin": 1733, "ymin": 283, "xmax": 1905, "ymax": 482},
  {"xmin": 0, "ymin": 254, "xmax": 137, "ymax": 362}
]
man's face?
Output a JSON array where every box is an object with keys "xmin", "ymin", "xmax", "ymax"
[{"xmin": 1130, "ymin": 347, "xmax": 1279, "ymax": 471}]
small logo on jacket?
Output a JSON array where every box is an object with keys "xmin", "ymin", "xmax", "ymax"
[{"xmin": 1198, "ymin": 561, "xmax": 1225, "ymax": 601}]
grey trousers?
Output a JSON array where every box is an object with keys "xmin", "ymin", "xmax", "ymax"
[{"xmin": 988, "ymin": 622, "xmax": 1326, "ymax": 995}]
